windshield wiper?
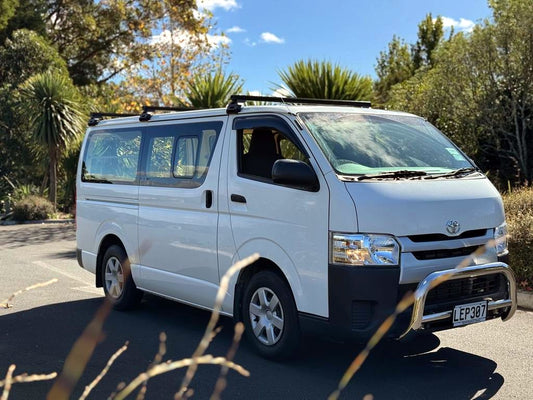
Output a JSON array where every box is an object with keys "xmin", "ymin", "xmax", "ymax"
[
  {"xmin": 356, "ymin": 170, "xmax": 428, "ymax": 181},
  {"xmin": 423, "ymin": 167, "xmax": 480, "ymax": 179}
]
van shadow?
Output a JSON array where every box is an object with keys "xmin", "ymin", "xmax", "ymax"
[
  {"xmin": 0, "ymin": 224, "xmax": 75, "ymax": 248},
  {"xmin": 0, "ymin": 295, "xmax": 503, "ymax": 399}
]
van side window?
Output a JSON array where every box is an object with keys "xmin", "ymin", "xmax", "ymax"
[
  {"xmin": 238, "ymin": 126, "xmax": 307, "ymax": 181},
  {"xmin": 143, "ymin": 121, "xmax": 222, "ymax": 188},
  {"xmin": 82, "ymin": 129, "xmax": 141, "ymax": 184}
]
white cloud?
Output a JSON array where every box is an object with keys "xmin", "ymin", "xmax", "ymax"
[
  {"xmin": 197, "ymin": 0, "xmax": 239, "ymax": 11},
  {"xmin": 260, "ymin": 32, "xmax": 285, "ymax": 44},
  {"xmin": 151, "ymin": 29, "xmax": 230, "ymax": 48},
  {"xmin": 227, "ymin": 26, "xmax": 245, "ymax": 33},
  {"xmin": 438, "ymin": 16, "xmax": 475, "ymax": 33},
  {"xmin": 207, "ymin": 33, "xmax": 231, "ymax": 46},
  {"xmin": 243, "ymin": 38, "xmax": 257, "ymax": 47}
]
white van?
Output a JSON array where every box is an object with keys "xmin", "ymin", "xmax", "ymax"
[{"xmin": 76, "ymin": 95, "xmax": 516, "ymax": 358}]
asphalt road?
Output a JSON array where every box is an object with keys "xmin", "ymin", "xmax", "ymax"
[{"xmin": 1, "ymin": 223, "xmax": 532, "ymax": 400}]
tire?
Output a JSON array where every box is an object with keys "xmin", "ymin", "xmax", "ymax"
[
  {"xmin": 242, "ymin": 270, "xmax": 300, "ymax": 359},
  {"xmin": 101, "ymin": 245, "xmax": 143, "ymax": 310}
]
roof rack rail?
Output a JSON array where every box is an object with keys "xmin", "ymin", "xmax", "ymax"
[
  {"xmin": 88, "ymin": 112, "xmax": 138, "ymax": 126},
  {"xmin": 139, "ymin": 105, "xmax": 197, "ymax": 122},
  {"xmin": 226, "ymin": 94, "xmax": 371, "ymax": 114}
]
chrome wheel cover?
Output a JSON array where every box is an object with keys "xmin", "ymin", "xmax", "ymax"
[
  {"xmin": 249, "ymin": 287, "xmax": 284, "ymax": 345},
  {"xmin": 104, "ymin": 256, "xmax": 124, "ymax": 299}
]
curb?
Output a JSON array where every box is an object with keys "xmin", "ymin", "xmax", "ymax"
[
  {"xmin": 518, "ymin": 290, "xmax": 533, "ymax": 311},
  {"xmin": 0, "ymin": 219, "xmax": 75, "ymax": 226}
]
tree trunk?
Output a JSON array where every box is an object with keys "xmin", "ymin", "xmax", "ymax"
[{"xmin": 49, "ymin": 146, "xmax": 57, "ymax": 211}]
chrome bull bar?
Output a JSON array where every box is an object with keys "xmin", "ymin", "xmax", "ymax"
[{"xmin": 400, "ymin": 262, "xmax": 517, "ymax": 338}]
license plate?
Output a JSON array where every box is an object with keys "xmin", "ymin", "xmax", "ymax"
[{"xmin": 453, "ymin": 300, "xmax": 488, "ymax": 327}]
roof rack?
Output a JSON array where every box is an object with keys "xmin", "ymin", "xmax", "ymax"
[
  {"xmin": 88, "ymin": 112, "xmax": 138, "ymax": 126},
  {"xmin": 88, "ymin": 105, "xmax": 199, "ymax": 126},
  {"xmin": 226, "ymin": 94, "xmax": 371, "ymax": 114}
]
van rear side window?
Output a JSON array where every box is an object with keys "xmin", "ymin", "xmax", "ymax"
[{"xmin": 82, "ymin": 129, "xmax": 141, "ymax": 184}]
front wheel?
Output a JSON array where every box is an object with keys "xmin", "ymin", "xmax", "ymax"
[
  {"xmin": 101, "ymin": 245, "xmax": 143, "ymax": 310},
  {"xmin": 242, "ymin": 271, "xmax": 300, "ymax": 359}
]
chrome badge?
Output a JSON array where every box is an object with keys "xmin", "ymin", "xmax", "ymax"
[{"xmin": 446, "ymin": 220, "xmax": 461, "ymax": 235}]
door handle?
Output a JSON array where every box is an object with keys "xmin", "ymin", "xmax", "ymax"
[
  {"xmin": 205, "ymin": 190, "xmax": 213, "ymax": 208},
  {"xmin": 230, "ymin": 194, "xmax": 246, "ymax": 204}
]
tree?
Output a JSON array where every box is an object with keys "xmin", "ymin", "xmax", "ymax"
[
  {"xmin": 278, "ymin": 59, "xmax": 373, "ymax": 100},
  {"xmin": 412, "ymin": 14, "xmax": 444, "ymax": 70},
  {"xmin": 19, "ymin": 71, "xmax": 85, "ymax": 209},
  {"xmin": 374, "ymin": 35, "xmax": 413, "ymax": 105},
  {"xmin": 387, "ymin": 0, "xmax": 533, "ymax": 185},
  {"xmin": 42, "ymin": 0, "xmax": 210, "ymax": 86},
  {"xmin": 0, "ymin": 0, "xmax": 46, "ymax": 44},
  {"xmin": 182, "ymin": 69, "xmax": 243, "ymax": 108}
]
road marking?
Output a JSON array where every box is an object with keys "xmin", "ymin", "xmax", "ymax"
[
  {"xmin": 32, "ymin": 260, "xmax": 94, "ymax": 286},
  {"xmin": 72, "ymin": 286, "xmax": 103, "ymax": 295}
]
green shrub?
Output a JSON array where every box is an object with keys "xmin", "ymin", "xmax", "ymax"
[
  {"xmin": 12, "ymin": 195, "xmax": 54, "ymax": 221},
  {"xmin": 503, "ymin": 187, "xmax": 533, "ymax": 291}
]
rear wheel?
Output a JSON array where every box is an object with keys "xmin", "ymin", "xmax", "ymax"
[
  {"xmin": 101, "ymin": 245, "xmax": 143, "ymax": 310},
  {"xmin": 242, "ymin": 271, "xmax": 300, "ymax": 359}
]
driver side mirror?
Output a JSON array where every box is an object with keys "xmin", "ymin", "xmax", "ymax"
[{"xmin": 272, "ymin": 159, "xmax": 319, "ymax": 192}]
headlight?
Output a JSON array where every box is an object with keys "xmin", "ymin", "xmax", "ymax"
[
  {"xmin": 331, "ymin": 233, "xmax": 400, "ymax": 266},
  {"xmin": 494, "ymin": 222, "xmax": 508, "ymax": 256}
]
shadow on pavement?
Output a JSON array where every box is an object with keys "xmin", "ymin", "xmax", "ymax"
[
  {"xmin": 0, "ymin": 224, "xmax": 76, "ymax": 249},
  {"xmin": 1, "ymin": 294, "xmax": 503, "ymax": 399}
]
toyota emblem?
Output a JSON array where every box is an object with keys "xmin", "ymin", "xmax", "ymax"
[{"xmin": 446, "ymin": 220, "xmax": 461, "ymax": 235}]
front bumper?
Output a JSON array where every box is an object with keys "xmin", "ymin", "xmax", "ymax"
[{"xmin": 400, "ymin": 262, "xmax": 517, "ymax": 337}]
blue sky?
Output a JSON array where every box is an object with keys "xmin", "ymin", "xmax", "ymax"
[{"xmin": 197, "ymin": 0, "xmax": 492, "ymax": 94}]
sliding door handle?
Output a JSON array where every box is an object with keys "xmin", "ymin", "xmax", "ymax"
[
  {"xmin": 205, "ymin": 190, "xmax": 213, "ymax": 208},
  {"xmin": 230, "ymin": 194, "xmax": 246, "ymax": 204}
]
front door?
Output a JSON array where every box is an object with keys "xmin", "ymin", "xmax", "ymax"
[{"xmin": 224, "ymin": 115, "xmax": 330, "ymax": 317}]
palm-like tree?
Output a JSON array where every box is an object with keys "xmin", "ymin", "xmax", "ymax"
[
  {"xmin": 278, "ymin": 59, "xmax": 373, "ymax": 100},
  {"xmin": 20, "ymin": 71, "xmax": 85, "ymax": 210},
  {"xmin": 183, "ymin": 69, "xmax": 243, "ymax": 108}
]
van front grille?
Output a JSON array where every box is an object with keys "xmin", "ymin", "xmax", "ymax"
[
  {"xmin": 426, "ymin": 273, "xmax": 506, "ymax": 308},
  {"xmin": 412, "ymin": 245, "xmax": 480, "ymax": 260},
  {"xmin": 408, "ymin": 229, "xmax": 487, "ymax": 243}
]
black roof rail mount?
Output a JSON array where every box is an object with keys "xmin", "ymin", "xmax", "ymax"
[
  {"xmin": 88, "ymin": 112, "xmax": 138, "ymax": 126},
  {"xmin": 226, "ymin": 94, "xmax": 371, "ymax": 114}
]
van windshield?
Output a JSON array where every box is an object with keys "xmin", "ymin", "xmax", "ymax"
[{"xmin": 299, "ymin": 112, "xmax": 473, "ymax": 177}]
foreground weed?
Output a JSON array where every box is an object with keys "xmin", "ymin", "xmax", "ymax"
[{"xmin": 1, "ymin": 279, "xmax": 58, "ymax": 309}]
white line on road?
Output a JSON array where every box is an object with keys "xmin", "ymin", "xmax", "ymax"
[{"xmin": 32, "ymin": 260, "xmax": 94, "ymax": 287}]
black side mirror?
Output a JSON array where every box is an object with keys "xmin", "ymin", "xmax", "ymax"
[{"xmin": 272, "ymin": 159, "xmax": 319, "ymax": 192}]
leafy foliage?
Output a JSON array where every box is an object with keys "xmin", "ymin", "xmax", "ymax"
[
  {"xmin": 12, "ymin": 195, "xmax": 54, "ymax": 221},
  {"xmin": 278, "ymin": 60, "xmax": 373, "ymax": 100},
  {"xmin": 0, "ymin": 0, "xmax": 18, "ymax": 31},
  {"xmin": 182, "ymin": 70, "xmax": 243, "ymax": 108},
  {"xmin": 503, "ymin": 187, "xmax": 533, "ymax": 289}
]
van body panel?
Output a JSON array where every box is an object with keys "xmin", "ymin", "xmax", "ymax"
[{"xmin": 344, "ymin": 177, "xmax": 504, "ymax": 236}]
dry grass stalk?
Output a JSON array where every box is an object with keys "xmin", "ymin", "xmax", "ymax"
[
  {"xmin": 46, "ymin": 299, "xmax": 112, "ymax": 400},
  {"xmin": 328, "ymin": 242, "xmax": 495, "ymax": 400},
  {"xmin": 175, "ymin": 253, "xmax": 259, "ymax": 399},
  {"xmin": 113, "ymin": 355, "xmax": 250, "ymax": 400},
  {"xmin": 210, "ymin": 322, "xmax": 245, "ymax": 400},
  {"xmin": 0, "ymin": 365, "xmax": 57, "ymax": 400},
  {"xmin": 79, "ymin": 341, "xmax": 129, "ymax": 400},
  {"xmin": 1, "ymin": 279, "xmax": 58, "ymax": 309},
  {"xmin": 0, "ymin": 365, "xmax": 15, "ymax": 400}
]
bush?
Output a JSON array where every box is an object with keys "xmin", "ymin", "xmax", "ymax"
[
  {"xmin": 503, "ymin": 187, "xmax": 533, "ymax": 291},
  {"xmin": 12, "ymin": 195, "xmax": 54, "ymax": 221}
]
